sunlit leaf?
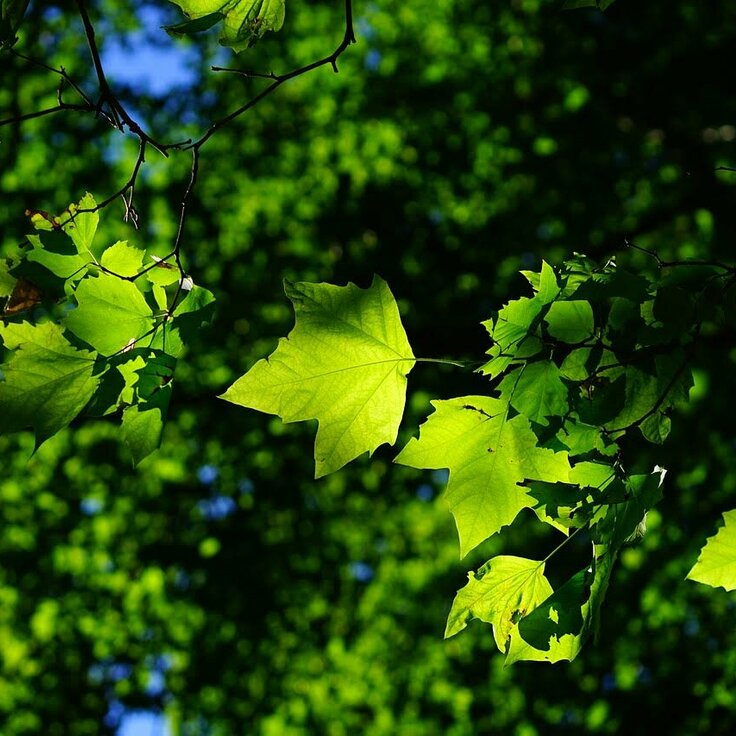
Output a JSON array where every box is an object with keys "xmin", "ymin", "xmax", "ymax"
[
  {"xmin": 445, "ymin": 556, "xmax": 553, "ymax": 652},
  {"xmin": 396, "ymin": 396, "xmax": 571, "ymax": 556},
  {"xmin": 687, "ymin": 510, "xmax": 736, "ymax": 591},
  {"xmin": 0, "ymin": 322, "xmax": 99, "ymax": 444},
  {"xmin": 167, "ymin": 0, "xmax": 285, "ymax": 50},
  {"xmin": 64, "ymin": 274, "xmax": 155, "ymax": 356},
  {"xmin": 222, "ymin": 276, "xmax": 415, "ymax": 477}
]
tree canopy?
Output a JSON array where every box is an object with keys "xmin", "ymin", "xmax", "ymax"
[{"xmin": 2, "ymin": 0, "xmax": 736, "ymax": 733}]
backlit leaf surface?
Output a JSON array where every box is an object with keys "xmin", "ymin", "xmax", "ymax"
[
  {"xmin": 445, "ymin": 555, "xmax": 553, "ymax": 651},
  {"xmin": 687, "ymin": 510, "xmax": 736, "ymax": 591},
  {"xmin": 396, "ymin": 396, "xmax": 571, "ymax": 555},
  {"xmin": 0, "ymin": 322, "xmax": 98, "ymax": 444},
  {"xmin": 222, "ymin": 276, "xmax": 415, "ymax": 477}
]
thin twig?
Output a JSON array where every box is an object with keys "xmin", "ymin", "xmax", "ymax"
[
  {"xmin": 625, "ymin": 238, "xmax": 736, "ymax": 273},
  {"xmin": 193, "ymin": 0, "xmax": 356, "ymax": 149}
]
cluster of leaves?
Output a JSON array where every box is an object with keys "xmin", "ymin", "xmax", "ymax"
[
  {"xmin": 165, "ymin": 0, "xmax": 286, "ymax": 50},
  {"xmin": 224, "ymin": 255, "xmax": 736, "ymax": 662},
  {"xmin": 0, "ymin": 194, "xmax": 214, "ymax": 463}
]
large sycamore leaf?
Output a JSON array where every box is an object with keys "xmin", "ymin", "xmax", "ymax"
[
  {"xmin": 445, "ymin": 556, "xmax": 553, "ymax": 652},
  {"xmin": 0, "ymin": 322, "xmax": 98, "ymax": 444},
  {"xmin": 687, "ymin": 510, "xmax": 736, "ymax": 591},
  {"xmin": 64, "ymin": 273, "xmax": 155, "ymax": 356},
  {"xmin": 222, "ymin": 276, "xmax": 415, "ymax": 478},
  {"xmin": 396, "ymin": 396, "xmax": 571, "ymax": 556},
  {"xmin": 167, "ymin": 0, "xmax": 285, "ymax": 50}
]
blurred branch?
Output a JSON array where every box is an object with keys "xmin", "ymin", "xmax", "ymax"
[
  {"xmin": 198, "ymin": 0, "xmax": 356, "ymax": 148},
  {"xmin": 624, "ymin": 238, "xmax": 736, "ymax": 273},
  {"xmin": 0, "ymin": 0, "xmax": 356, "ymax": 267}
]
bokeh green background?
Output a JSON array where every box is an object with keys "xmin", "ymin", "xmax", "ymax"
[{"xmin": 2, "ymin": 0, "xmax": 736, "ymax": 733}]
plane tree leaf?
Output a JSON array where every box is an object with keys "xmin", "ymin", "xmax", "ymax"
[
  {"xmin": 59, "ymin": 193, "xmax": 99, "ymax": 254},
  {"xmin": 222, "ymin": 276, "xmax": 415, "ymax": 478},
  {"xmin": 687, "ymin": 510, "xmax": 736, "ymax": 591},
  {"xmin": 121, "ymin": 385, "xmax": 172, "ymax": 465},
  {"xmin": 0, "ymin": 322, "xmax": 99, "ymax": 444},
  {"xmin": 100, "ymin": 240, "xmax": 145, "ymax": 277},
  {"xmin": 445, "ymin": 556, "xmax": 553, "ymax": 652},
  {"xmin": 501, "ymin": 362, "xmax": 569, "ymax": 427},
  {"xmin": 64, "ymin": 273, "xmax": 156, "ymax": 356},
  {"xmin": 396, "ymin": 396, "xmax": 571, "ymax": 556},
  {"xmin": 544, "ymin": 300, "xmax": 595, "ymax": 344},
  {"xmin": 167, "ymin": 0, "xmax": 286, "ymax": 50}
]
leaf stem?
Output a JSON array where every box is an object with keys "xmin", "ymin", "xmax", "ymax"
[
  {"xmin": 415, "ymin": 357, "xmax": 475, "ymax": 368},
  {"xmin": 542, "ymin": 524, "xmax": 586, "ymax": 564}
]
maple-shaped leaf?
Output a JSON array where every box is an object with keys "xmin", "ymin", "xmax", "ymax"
[
  {"xmin": 445, "ymin": 555, "xmax": 553, "ymax": 652},
  {"xmin": 687, "ymin": 509, "xmax": 736, "ymax": 591},
  {"xmin": 479, "ymin": 261, "xmax": 558, "ymax": 378},
  {"xmin": 505, "ymin": 545, "xmax": 616, "ymax": 664},
  {"xmin": 166, "ymin": 0, "xmax": 285, "ymax": 50},
  {"xmin": 121, "ymin": 384, "xmax": 172, "ymax": 465},
  {"xmin": 64, "ymin": 273, "xmax": 155, "ymax": 356},
  {"xmin": 500, "ymin": 362, "xmax": 569, "ymax": 427},
  {"xmin": 0, "ymin": 322, "xmax": 99, "ymax": 444},
  {"xmin": 222, "ymin": 276, "xmax": 415, "ymax": 477},
  {"xmin": 100, "ymin": 240, "xmax": 144, "ymax": 277},
  {"xmin": 544, "ymin": 300, "xmax": 595, "ymax": 344},
  {"xmin": 396, "ymin": 396, "xmax": 571, "ymax": 556}
]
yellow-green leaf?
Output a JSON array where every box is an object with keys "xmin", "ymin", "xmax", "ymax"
[
  {"xmin": 687, "ymin": 510, "xmax": 736, "ymax": 591},
  {"xmin": 221, "ymin": 276, "xmax": 415, "ymax": 477}
]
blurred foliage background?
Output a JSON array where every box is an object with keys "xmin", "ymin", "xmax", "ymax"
[{"xmin": 1, "ymin": 0, "xmax": 736, "ymax": 733}]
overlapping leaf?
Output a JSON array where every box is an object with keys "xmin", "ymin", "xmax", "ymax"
[
  {"xmin": 167, "ymin": 0, "xmax": 285, "ymax": 50},
  {"xmin": 396, "ymin": 396, "xmax": 571, "ymax": 555},
  {"xmin": 222, "ymin": 276, "xmax": 415, "ymax": 477},
  {"xmin": 64, "ymin": 273, "xmax": 155, "ymax": 356},
  {"xmin": 445, "ymin": 556, "xmax": 553, "ymax": 651},
  {"xmin": 0, "ymin": 322, "xmax": 99, "ymax": 445}
]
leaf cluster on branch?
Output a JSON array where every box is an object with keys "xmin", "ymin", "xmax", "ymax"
[{"xmin": 1, "ymin": 0, "xmax": 735, "ymax": 668}]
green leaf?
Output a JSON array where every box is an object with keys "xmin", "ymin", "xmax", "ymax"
[
  {"xmin": 167, "ymin": 0, "xmax": 285, "ymax": 50},
  {"xmin": 640, "ymin": 412, "xmax": 671, "ymax": 444},
  {"xmin": 526, "ymin": 481, "xmax": 589, "ymax": 533},
  {"xmin": 687, "ymin": 510, "xmax": 736, "ymax": 591},
  {"xmin": 121, "ymin": 385, "xmax": 172, "ymax": 465},
  {"xmin": 65, "ymin": 274, "xmax": 155, "ymax": 356},
  {"xmin": 145, "ymin": 259, "xmax": 181, "ymax": 287},
  {"xmin": 0, "ymin": 322, "xmax": 99, "ymax": 444},
  {"xmin": 485, "ymin": 297, "xmax": 544, "ymax": 354},
  {"xmin": 445, "ymin": 556, "xmax": 553, "ymax": 652},
  {"xmin": 25, "ymin": 233, "xmax": 88, "ymax": 280},
  {"xmin": 506, "ymin": 546, "xmax": 616, "ymax": 664},
  {"xmin": 100, "ymin": 241, "xmax": 145, "ymax": 277},
  {"xmin": 544, "ymin": 301, "xmax": 594, "ymax": 344},
  {"xmin": 222, "ymin": 276, "xmax": 415, "ymax": 477},
  {"xmin": 507, "ymin": 567, "xmax": 587, "ymax": 664},
  {"xmin": 556, "ymin": 421, "xmax": 616, "ymax": 457},
  {"xmin": 0, "ymin": 259, "xmax": 16, "ymax": 297},
  {"xmin": 591, "ymin": 469, "xmax": 665, "ymax": 548},
  {"xmin": 502, "ymin": 362, "xmax": 569, "ymax": 427},
  {"xmin": 396, "ymin": 396, "xmax": 571, "ymax": 556},
  {"xmin": 148, "ymin": 284, "xmax": 216, "ymax": 358},
  {"xmin": 163, "ymin": 10, "xmax": 224, "ymax": 35},
  {"xmin": 605, "ymin": 355, "xmax": 692, "ymax": 435},
  {"xmin": 59, "ymin": 193, "xmax": 99, "ymax": 254}
]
